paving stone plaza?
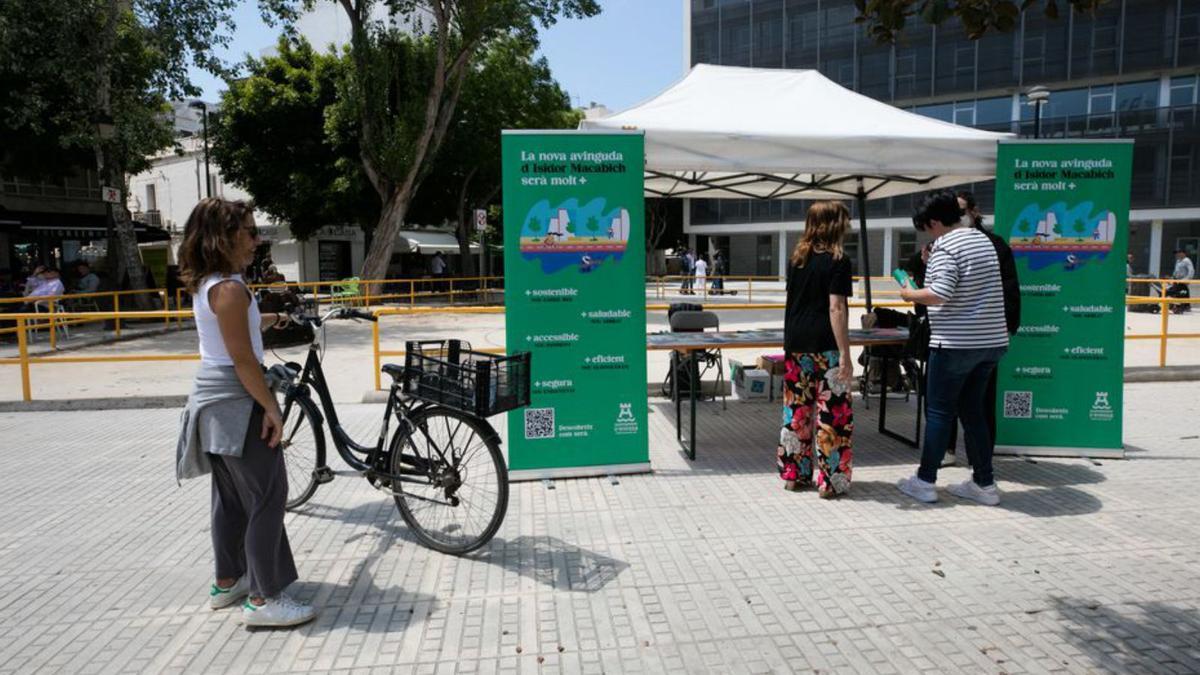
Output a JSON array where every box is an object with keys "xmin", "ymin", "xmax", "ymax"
[{"xmin": 2, "ymin": 380, "xmax": 1198, "ymax": 674}]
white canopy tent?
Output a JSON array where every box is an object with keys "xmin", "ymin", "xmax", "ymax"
[{"xmin": 580, "ymin": 64, "xmax": 1012, "ymax": 307}]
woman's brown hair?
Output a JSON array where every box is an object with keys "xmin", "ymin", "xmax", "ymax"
[
  {"xmin": 791, "ymin": 201, "xmax": 850, "ymax": 267},
  {"xmin": 178, "ymin": 198, "xmax": 256, "ymax": 293}
]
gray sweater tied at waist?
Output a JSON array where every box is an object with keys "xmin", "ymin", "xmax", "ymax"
[{"xmin": 176, "ymin": 364, "xmax": 267, "ymax": 483}]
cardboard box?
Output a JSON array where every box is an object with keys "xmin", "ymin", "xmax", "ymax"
[
  {"xmin": 740, "ymin": 368, "xmax": 771, "ymax": 400},
  {"xmin": 756, "ymin": 353, "xmax": 788, "ymax": 376}
]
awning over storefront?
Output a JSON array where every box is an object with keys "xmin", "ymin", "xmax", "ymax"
[
  {"xmin": 395, "ymin": 229, "xmax": 480, "ymax": 255},
  {"xmin": 0, "ymin": 211, "xmax": 171, "ymax": 242}
]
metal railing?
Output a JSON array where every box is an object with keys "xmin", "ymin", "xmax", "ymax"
[
  {"xmin": 0, "ymin": 288, "xmax": 172, "ymax": 348},
  {"xmin": 2, "ymin": 280, "xmax": 1197, "ymax": 401}
]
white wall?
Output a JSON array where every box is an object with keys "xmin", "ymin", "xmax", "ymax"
[{"xmin": 126, "ymin": 137, "xmax": 267, "ymax": 234}]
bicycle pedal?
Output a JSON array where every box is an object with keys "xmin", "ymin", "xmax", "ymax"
[{"xmin": 314, "ymin": 466, "xmax": 336, "ymax": 484}]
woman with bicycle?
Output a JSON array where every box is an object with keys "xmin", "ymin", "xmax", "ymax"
[{"xmin": 175, "ymin": 198, "xmax": 315, "ymax": 628}]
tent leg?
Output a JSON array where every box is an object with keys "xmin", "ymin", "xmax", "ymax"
[{"xmin": 856, "ymin": 180, "xmax": 874, "ymax": 313}]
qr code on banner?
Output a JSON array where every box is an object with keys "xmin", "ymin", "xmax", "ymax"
[
  {"xmin": 524, "ymin": 408, "xmax": 555, "ymax": 439},
  {"xmin": 1003, "ymin": 391, "xmax": 1033, "ymax": 419}
]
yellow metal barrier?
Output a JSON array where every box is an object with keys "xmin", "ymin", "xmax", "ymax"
[
  {"xmin": 2, "ymin": 279, "xmax": 1197, "ymax": 401},
  {"xmin": 1, "ymin": 310, "xmax": 195, "ymax": 401}
]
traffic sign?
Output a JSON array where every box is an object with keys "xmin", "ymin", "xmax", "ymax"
[
  {"xmin": 474, "ymin": 209, "xmax": 487, "ymax": 232},
  {"xmin": 101, "ymin": 186, "xmax": 121, "ymax": 204}
]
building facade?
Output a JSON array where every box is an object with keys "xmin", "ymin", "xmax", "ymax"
[
  {"xmin": 126, "ymin": 132, "xmax": 367, "ymax": 284},
  {"xmin": 685, "ymin": 0, "xmax": 1200, "ymax": 278}
]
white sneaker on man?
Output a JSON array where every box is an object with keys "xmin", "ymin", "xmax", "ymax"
[
  {"xmin": 209, "ymin": 576, "xmax": 250, "ymax": 610},
  {"xmin": 896, "ymin": 475, "xmax": 938, "ymax": 503},
  {"xmin": 242, "ymin": 593, "xmax": 317, "ymax": 628},
  {"xmin": 947, "ymin": 479, "xmax": 1001, "ymax": 506}
]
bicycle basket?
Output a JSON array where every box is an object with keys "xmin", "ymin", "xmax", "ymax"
[{"xmin": 400, "ymin": 340, "xmax": 531, "ymax": 417}]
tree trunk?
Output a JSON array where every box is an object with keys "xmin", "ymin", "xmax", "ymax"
[
  {"xmin": 455, "ymin": 168, "xmax": 477, "ymax": 277},
  {"xmin": 359, "ymin": 191, "xmax": 408, "ymax": 295}
]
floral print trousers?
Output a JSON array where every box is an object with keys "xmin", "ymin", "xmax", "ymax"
[{"xmin": 777, "ymin": 350, "xmax": 854, "ymax": 497}]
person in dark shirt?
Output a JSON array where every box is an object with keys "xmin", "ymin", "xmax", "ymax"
[{"xmin": 778, "ymin": 201, "xmax": 855, "ymax": 499}]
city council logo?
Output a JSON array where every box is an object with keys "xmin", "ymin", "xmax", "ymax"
[
  {"xmin": 1089, "ymin": 391, "xmax": 1114, "ymax": 421},
  {"xmin": 614, "ymin": 402, "xmax": 638, "ymax": 434}
]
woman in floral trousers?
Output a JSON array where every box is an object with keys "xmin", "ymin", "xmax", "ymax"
[{"xmin": 777, "ymin": 202, "xmax": 855, "ymax": 498}]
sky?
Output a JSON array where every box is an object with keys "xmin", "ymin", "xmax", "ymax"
[{"xmin": 187, "ymin": 0, "xmax": 685, "ymax": 114}]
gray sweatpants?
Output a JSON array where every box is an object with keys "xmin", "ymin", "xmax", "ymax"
[{"xmin": 209, "ymin": 404, "xmax": 298, "ymax": 598}]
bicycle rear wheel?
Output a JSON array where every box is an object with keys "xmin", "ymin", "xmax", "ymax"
[
  {"xmin": 278, "ymin": 392, "xmax": 324, "ymax": 510},
  {"xmin": 389, "ymin": 407, "xmax": 508, "ymax": 555}
]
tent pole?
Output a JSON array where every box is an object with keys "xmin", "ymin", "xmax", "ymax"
[{"xmin": 856, "ymin": 177, "xmax": 874, "ymax": 313}]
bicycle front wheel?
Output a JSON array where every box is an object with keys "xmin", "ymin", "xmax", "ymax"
[
  {"xmin": 278, "ymin": 392, "xmax": 324, "ymax": 510},
  {"xmin": 389, "ymin": 407, "xmax": 508, "ymax": 555}
]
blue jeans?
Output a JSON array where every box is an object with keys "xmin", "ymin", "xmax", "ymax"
[{"xmin": 917, "ymin": 346, "xmax": 1007, "ymax": 486}]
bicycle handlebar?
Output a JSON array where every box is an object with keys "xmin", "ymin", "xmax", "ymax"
[{"xmin": 286, "ymin": 305, "xmax": 377, "ymax": 327}]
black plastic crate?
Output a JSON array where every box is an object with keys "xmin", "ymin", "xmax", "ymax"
[{"xmin": 400, "ymin": 340, "xmax": 531, "ymax": 417}]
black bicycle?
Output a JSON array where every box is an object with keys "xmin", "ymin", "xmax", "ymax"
[{"xmin": 268, "ymin": 306, "xmax": 531, "ymax": 555}]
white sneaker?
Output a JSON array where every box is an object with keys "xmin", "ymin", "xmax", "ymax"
[
  {"xmin": 897, "ymin": 475, "xmax": 938, "ymax": 503},
  {"xmin": 209, "ymin": 576, "xmax": 250, "ymax": 610},
  {"xmin": 242, "ymin": 593, "xmax": 317, "ymax": 628},
  {"xmin": 947, "ymin": 479, "xmax": 1000, "ymax": 506}
]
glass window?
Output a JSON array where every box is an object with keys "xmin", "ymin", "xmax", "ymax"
[
  {"xmin": 752, "ymin": 0, "xmax": 784, "ymax": 67},
  {"xmin": 691, "ymin": 199, "xmax": 720, "ymax": 226},
  {"xmin": 784, "ymin": 0, "xmax": 820, "ymax": 69},
  {"xmin": 894, "ymin": 24, "xmax": 933, "ymax": 100},
  {"xmin": 1180, "ymin": 3, "xmax": 1200, "ymax": 67},
  {"xmin": 1021, "ymin": 9, "xmax": 1069, "ymax": 82},
  {"xmin": 1116, "ymin": 80, "xmax": 1160, "ymax": 111},
  {"xmin": 976, "ymin": 30, "xmax": 1018, "ymax": 89},
  {"xmin": 1070, "ymin": 3, "xmax": 1119, "ymax": 78},
  {"xmin": 1171, "ymin": 76, "xmax": 1199, "ymax": 107},
  {"xmin": 720, "ymin": 200, "xmax": 750, "ymax": 224},
  {"xmin": 858, "ymin": 25, "xmax": 892, "ymax": 99},
  {"xmin": 820, "ymin": 4, "xmax": 856, "ymax": 89},
  {"xmin": 1123, "ymin": 0, "xmax": 1176, "ymax": 71},
  {"xmin": 691, "ymin": 5, "xmax": 720, "ymax": 66},
  {"xmin": 915, "ymin": 103, "xmax": 953, "ymax": 122},
  {"xmin": 1089, "ymin": 87, "xmax": 1115, "ymax": 114},
  {"xmin": 751, "ymin": 199, "xmax": 782, "ymax": 222},
  {"xmin": 720, "ymin": 2, "xmax": 752, "ymax": 66},
  {"xmin": 953, "ymin": 101, "xmax": 975, "ymax": 126},
  {"xmin": 934, "ymin": 23, "xmax": 975, "ymax": 95},
  {"xmin": 975, "ymin": 97, "xmax": 1013, "ymax": 126}
]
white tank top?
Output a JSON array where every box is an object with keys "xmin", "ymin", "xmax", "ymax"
[{"xmin": 195, "ymin": 273, "xmax": 264, "ymax": 366}]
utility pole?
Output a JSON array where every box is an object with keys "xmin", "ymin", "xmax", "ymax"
[{"xmin": 189, "ymin": 100, "xmax": 211, "ymax": 197}]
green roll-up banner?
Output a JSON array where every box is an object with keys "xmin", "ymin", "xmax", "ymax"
[
  {"xmin": 502, "ymin": 131, "xmax": 650, "ymax": 480},
  {"xmin": 993, "ymin": 139, "xmax": 1133, "ymax": 458}
]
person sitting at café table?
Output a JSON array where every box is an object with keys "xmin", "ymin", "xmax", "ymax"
[
  {"xmin": 24, "ymin": 267, "xmax": 65, "ymax": 305},
  {"xmin": 75, "ymin": 261, "xmax": 101, "ymax": 294}
]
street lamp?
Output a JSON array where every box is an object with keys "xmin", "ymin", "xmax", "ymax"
[
  {"xmin": 188, "ymin": 100, "xmax": 211, "ymax": 198},
  {"xmin": 1025, "ymin": 85, "xmax": 1050, "ymax": 139}
]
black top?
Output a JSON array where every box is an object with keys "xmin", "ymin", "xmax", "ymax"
[
  {"xmin": 784, "ymin": 251, "xmax": 853, "ymax": 353},
  {"xmin": 978, "ymin": 228, "xmax": 1022, "ymax": 336}
]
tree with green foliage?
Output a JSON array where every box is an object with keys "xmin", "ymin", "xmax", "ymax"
[
  {"xmin": 211, "ymin": 38, "xmax": 378, "ymax": 239},
  {"xmin": 260, "ymin": 0, "xmax": 601, "ymax": 285},
  {"xmin": 404, "ymin": 36, "xmax": 580, "ymax": 274},
  {"xmin": 0, "ymin": 0, "xmax": 244, "ymax": 304},
  {"xmin": 855, "ymin": 0, "xmax": 1107, "ymax": 42},
  {"xmin": 585, "ymin": 216, "xmax": 599, "ymax": 241}
]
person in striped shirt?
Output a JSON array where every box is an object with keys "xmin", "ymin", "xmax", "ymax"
[{"xmin": 896, "ymin": 191, "xmax": 1009, "ymax": 506}]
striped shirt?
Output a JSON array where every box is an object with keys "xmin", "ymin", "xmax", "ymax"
[{"xmin": 926, "ymin": 227, "xmax": 1009, "ymax": 350}]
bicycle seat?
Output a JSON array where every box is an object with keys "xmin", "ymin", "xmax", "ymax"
[{"xmin": 382, "ymin": 364, "xmax": 406, "ymax": 382}]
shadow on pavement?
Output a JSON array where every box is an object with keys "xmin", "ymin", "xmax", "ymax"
[
  {"xmin": 1049, "ymin": 597, "xmax": 1200, "ymax": 673},
  {"xmin": 474, "ymin": 535, "xmax": 629, "ymax": 593},
  {"xmin": 292, "ymin": 503, "xmax": 629, "ymax": 595},
  {"xmin": 844, "ymin": 478, "xmax": 1104, "ymax": 518}
]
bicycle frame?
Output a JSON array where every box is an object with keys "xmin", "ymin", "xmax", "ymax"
[{"xmin": 277, "ymin": 311, "xmax": 498, "ymax": 488}]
